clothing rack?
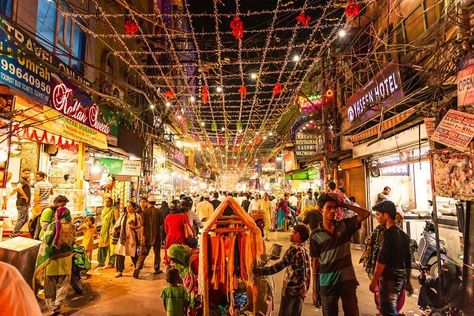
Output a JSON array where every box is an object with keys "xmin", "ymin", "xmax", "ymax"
[{"xmin": 199, "ymin": 197, "xmax": 265, "ymax": 316}]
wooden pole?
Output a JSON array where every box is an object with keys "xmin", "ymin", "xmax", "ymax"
[{"xmin": 202, "ymin": 232, "xmax": 209, "ymax": 316}]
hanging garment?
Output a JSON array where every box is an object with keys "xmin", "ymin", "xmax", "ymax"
[
  {"xmin": 225, "ymin": 236, "xmax": 237, "ymax": 314},
  {"xmin": 210, "ymin": 236, "xmax": 221, "ymax": 289},
  {"xmin": 233, "ymin": 234, "xmax": 241, "ymax": 277}
]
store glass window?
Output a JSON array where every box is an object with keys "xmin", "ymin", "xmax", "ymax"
[
  {"xmin": 36, "ymin": 0, "xmax": 57, "ymax": 51},
  {"xmin": 57, "ymin": 1, "xmax": 86, "ymax": 73},
  {"xmin": 0, "ymin": 0, "xmax": 13, "ymax": 17}
]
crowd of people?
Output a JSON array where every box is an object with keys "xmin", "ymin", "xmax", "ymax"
[{"xmin": 0, "ymin": 175, "xmax": 416, "ymax": 316}]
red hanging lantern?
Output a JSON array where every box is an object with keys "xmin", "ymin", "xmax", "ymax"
[
  {"xmin": 164, "ymin": 90, "xmax": 175, "ymax": 99},
  {"xmin": 202, "ymin": 85, "xmax": 209, "ymax": 105},
  {"xmin": 230, "ymin": 16, "xmax": 244, "ymax": 40},
  {"xmin": 239, "ymin": 84, "xmax": 247, "ymax": 99},
  {"xmin": 344, "ymin": 1, "xmax": 361, "ymax": 18},
  {"xmin": 296, "ymin": 12, "xmax": 311, "ymax": 26},
  {"xmin": 124, "ymin": 20, "xmax": 139, "ymax": 35},
  {"xmin": 272, "ymin": 82, "xmax": 282, "ymax": 96}
]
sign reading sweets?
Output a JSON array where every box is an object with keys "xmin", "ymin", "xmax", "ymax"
[
  {"xmin": 14, "ymin": 97, "xmax": 108, "ymax": 149},
  {"xmin": 430, "ymin": 109, "xmax": 474, "ymax": 152},
  {"xmin": 51, "ymin": 83, "xmax": 110, "ymax": 134},
  {"xmin": 343, "ymin": 62, "xmax": 404, "ymax": 131},
  {"xmin": 295, "ymin": 130, "xmax": 322, "ymax": 159}
]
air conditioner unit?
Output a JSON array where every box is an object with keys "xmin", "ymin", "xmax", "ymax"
[{"xmin": 111, "ymin": 84, "xmax": 124, "ymax": 100}]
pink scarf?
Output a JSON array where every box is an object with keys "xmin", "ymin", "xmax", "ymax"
[{"xmin": 54, "ymin": 206, "xmax": 68, "ymax": 247}]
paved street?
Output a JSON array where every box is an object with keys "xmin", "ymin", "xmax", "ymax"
[{"xmin": 39, "ymin": 231, "xmax": 423, "ymax": 315}]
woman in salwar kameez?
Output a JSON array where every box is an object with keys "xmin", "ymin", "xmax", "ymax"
[
  {"xmin": 97, "ymin": 197, "xmax": 119, "ymax": 268},
  {"xmin": 113, "ymin": 202, "xmax": 142, "ymax": 278}
]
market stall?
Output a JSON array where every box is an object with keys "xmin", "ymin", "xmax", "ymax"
[
  {"xmin": 367, "ymin": 144, "xmax": 463, "ymax": 261},
  {"xmin": 199, "ymin": 197, "xmax": 264, "ymax": 315}
]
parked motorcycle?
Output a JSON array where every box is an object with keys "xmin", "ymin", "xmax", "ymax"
[
  {"xmin": 417, "ymin": 261, "xmax": 463, "ymax": 315},
  {"xmin": 417, "ymin": 221, "xmax": 457, "ymax": 277}
]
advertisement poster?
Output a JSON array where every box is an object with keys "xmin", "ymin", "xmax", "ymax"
[
  {"xmin": 430, "ymin": 109, "xmax": 474, "ymax": 152},
  {"xmin": 431, "ymin": 150, "xmax": 474, "ymax": 200}
]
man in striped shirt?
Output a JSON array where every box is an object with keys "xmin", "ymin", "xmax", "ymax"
[
  {"xmin": 310, "ymin": 193, "xmax": 370, "ymax": 316},
  {"xmin": 33, "ymin": 171, "xmax": 53, "ymax": 217}
]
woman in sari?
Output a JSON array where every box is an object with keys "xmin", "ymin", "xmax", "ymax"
[
  {"xmin": 35, "ymin": 205, "xmax": 75, "ymax": 315},
  {"xmin": 97, "ymin": 197, "xmax": 119, "ymax": 269},
  {"xmin": 167, "ymin": 244, "xmax": 200, "ymax": 315},
  {"xmin": 113, "ymin": 202, "xmax": 142, "ymax": 278}
]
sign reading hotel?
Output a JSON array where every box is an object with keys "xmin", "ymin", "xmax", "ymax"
[
  {"xmin": 430, "ymin": 109, "xmax": 474, "ymax": 152},
  {"xmin": 343, "ymin": 62, "xmax": 404, "ymax": 131},
  {"xmin": 295, "ymin": 130, "xmax": 322, "ymax": 159}
]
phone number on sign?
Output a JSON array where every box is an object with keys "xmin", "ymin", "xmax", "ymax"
[{"xmin": 0, "ymin": 59, "xmax": 50, "ymax": 94}]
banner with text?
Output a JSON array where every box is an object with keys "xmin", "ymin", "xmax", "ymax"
[{"xmin": 430, "ymin": 109, "xmax": 474, "ymax": 152}]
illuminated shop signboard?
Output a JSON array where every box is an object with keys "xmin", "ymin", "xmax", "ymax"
[
  {"xmin": 51, "ymin": 83, "xmax": 110, "ymax": 134},
  {"xmin": 343, "ymin": 62, "xmax": 404, "ymax": 131},
  {"xmin": 0, "ymin": 18, "xmax": 109, "ymax": 134},
  {"xmin": 295, "ymin": 130, "xmax": 323, "ymax": 159},
  {"xmin": 296, "ymin": 93, "xmax": 322, "ymax": 113}
]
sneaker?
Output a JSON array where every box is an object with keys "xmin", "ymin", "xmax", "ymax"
[
  {"xmin": 133, "ymin": 269, "xmax": 140, "ymax": 279},
  {"xmin": 114, "ymin": 272, "xmax": 122, "ymax": 278},
  {"xmin": 153, "ymin": 270, "xmax": 163, "ymax": 275}
]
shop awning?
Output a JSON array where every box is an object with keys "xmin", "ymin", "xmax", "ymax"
[
  {"xmin": 285, "ymin": 166, "xmax": 319, "ymax": 180},
  {"xmin": 348, "ymin": 108, "xmax": 416, "ymax": 143},
  {"xmin": 13, "ymin": 96, "xmax": 108, "ymax": 149}
]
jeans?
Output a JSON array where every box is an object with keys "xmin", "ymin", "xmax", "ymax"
[
  {"xmin": 13, "ymin": 205, "xmax": 29, "ymax": 234},
  {"xmin": 136, "ymin": 243, "xmax": 161, "ymax": 272},
  {"xmin": 379, "ymin": 276, "xmax": 405, "ymax": 316},
  {"xmin": 278, "ymin": 295, "xmax": 303, "ymax": 316},
  {"xmin": 321, "ymin": 285, "xmax": 359, "ymax": 316},
  {"xmin": 115, "ymin": 254, "xmax": 138, "ymax": 272}
]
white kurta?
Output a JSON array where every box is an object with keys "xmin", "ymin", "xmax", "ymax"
[{"xmin": 114, "ymin": 213, "xmax": 142, "ymax": 257}]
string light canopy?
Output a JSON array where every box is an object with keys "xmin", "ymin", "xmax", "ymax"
[{"xmin": 59, "ymin": 0, "xmax": 345, "ymax": 173}]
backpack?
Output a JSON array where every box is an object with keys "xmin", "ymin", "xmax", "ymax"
[
  {"xmin": 28, "ymin": 206, "xmax": 52, "ymax": 240},
  {"xmin": 58, "ymin": 220, "xmax": 75, "ymax": 246}
]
